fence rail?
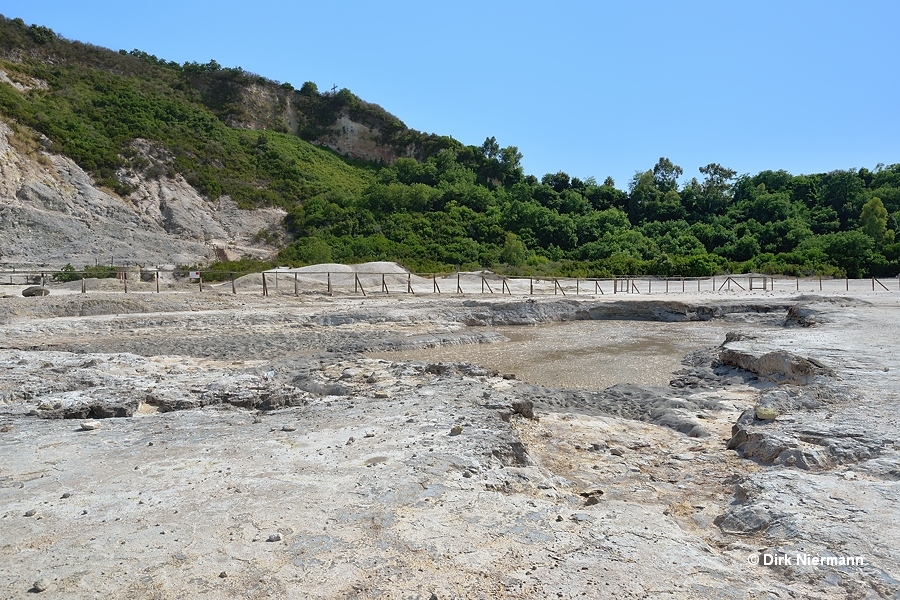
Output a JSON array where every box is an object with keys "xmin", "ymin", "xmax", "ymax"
[{"xmin": 2, "ymin": 269, "xmax": 899, "ymax": 298}]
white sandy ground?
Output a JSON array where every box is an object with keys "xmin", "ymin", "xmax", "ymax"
[{"xmin": 0, "ymin": 288, "xmax": 898, "ymax": 598}]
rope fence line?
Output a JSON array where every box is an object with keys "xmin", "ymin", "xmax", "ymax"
[{"xmin": 2, "ymin": 269, "xmax": 899, "ymax": 297}]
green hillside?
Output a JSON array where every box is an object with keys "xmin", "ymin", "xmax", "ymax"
[{"xmin": 1, "ymin": 15, "xmax": 899, "ymax": 277}]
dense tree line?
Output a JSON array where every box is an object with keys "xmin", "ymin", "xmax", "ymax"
[
  {"xmin": 1, "ymin": 15, "xmax": 898, "ymax": 277},
  {"xmin": 279, "ymin": 147, "xmax": 900, "ymax": 277}
]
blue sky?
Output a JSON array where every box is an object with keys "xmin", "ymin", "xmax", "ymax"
[{"xmin": 4, "ymin": 1, "xmax": 898, "ymax": 188}]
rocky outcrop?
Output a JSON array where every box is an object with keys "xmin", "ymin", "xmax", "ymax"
[{"xmin": 719, "ymin": 348, "xmax": 835, "ymax": 384}]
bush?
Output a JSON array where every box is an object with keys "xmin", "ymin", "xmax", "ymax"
[{"xmin": 52, "ymin": 263, "xmax": 81, "ymax": 282}]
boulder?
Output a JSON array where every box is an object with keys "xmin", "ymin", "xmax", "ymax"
[{"xmin": 22, "ymin": 286, "xmax": 50, "ymax": 297}]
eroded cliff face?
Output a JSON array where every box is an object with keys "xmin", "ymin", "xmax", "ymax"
[
  {"xmin": 318, "ymin": 114, "xmax": 406, "ymax": 163},
  {"xmin": 0, "ymin": 119, "xmax": 285, "ymax": 269},
  {"xmin": 207, "ymin": 79, "xmax": 412, "ymax": 164}
]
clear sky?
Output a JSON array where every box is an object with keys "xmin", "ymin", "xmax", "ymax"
[{"xmin": 3, "ymin": 1, "xmax": 898, "ymax": 189}]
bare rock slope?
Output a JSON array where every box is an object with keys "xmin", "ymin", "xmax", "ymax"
[{"xmin": 0, "ymin": 119, "xmax": 284, "ymax": 268}]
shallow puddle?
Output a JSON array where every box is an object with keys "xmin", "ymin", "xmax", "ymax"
[{"xmin": 371, "ymin": 320, "xmax": 740, "ymax": 390}]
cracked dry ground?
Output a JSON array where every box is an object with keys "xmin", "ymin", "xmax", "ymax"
[{"xmin": 0, "ymin": 292, "xmax": 898, "ymax": 599}]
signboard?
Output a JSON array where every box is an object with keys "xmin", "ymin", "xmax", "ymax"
[{"xmin": 189, "ymin": 271, "xmax": 201, "ymax": 279}]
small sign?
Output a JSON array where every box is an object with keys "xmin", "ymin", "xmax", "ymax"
[{"xmin": 189, "ymin": 271, "xmax": 201, "ymax": 279}]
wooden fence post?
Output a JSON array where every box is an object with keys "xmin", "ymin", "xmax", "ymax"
[
  {"xmin": 232, "ymin": 272, "xmax": 236, "ymax": 295},
  {"xmin": 554, "ymin": 279, "xmax": 566, "ymax": 296},
  {"xmin": 262, "ymin": 272, "xmax": 268, "ymax": 296},
  {"xmin": 294, "ymin": 272, "xmax": 298, "ymax": 296}
]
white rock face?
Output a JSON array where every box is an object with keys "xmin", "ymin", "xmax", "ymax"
[{"xmin": 0, "ymin": 120, "xmax": 285, "ymax": 269}]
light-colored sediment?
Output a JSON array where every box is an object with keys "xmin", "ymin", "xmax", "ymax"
[{"xmin": 0, "ymin": 289, "xmax": 898, "ymax": 598}]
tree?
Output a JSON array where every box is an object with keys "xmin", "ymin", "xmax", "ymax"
[
  {"xmin": 628, "ymin": 170, "xmax": 660, "ymax": 223},
  {"xmin": 820, "ymin": 170, "xmax": 865, "ymax": 226},
  {"xmin": 498, "ymin": 146, "xmax": 524, "ymax": 186},
  {"xmin": 800, "ymin": 231, "xmax": 875, "ymax": 277},
  {"xmin": 299, "ymin": 81, "xmax": 318, "ymax": 96},
  {"xmin": 859, "ymin": 197, "xmax": 894, "ymax": 245},
  {"xmin": 652, "ymin": 157, "xmax": 683, "ymax": 193},
  {"xmin": 480, "ymin": 136, "xmax": 500, "ymax": 159},
  {"xmin": 541, "ymin": 171, "xmax": 571, "ymax": 193},
  {"xmin": 500, "ymin": 233, "xmax": 527, "ymax": 266},
  {"xmin": 698, "ymin": 163, "xmax": 737, "ymax": 214}
]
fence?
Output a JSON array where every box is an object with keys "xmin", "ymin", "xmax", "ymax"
[{"xmin": 1, "ymin": 269, "xmax": 898, "ymax": 298}]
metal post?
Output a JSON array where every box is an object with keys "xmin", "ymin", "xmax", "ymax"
[
  {"xmin": 530, "ymin": 278, "xmax": 533, "ymax": 295},
  {"xmin": 156, "ymin": 270, "xmax": 160, "ymax": 293},
  {"xmin": 82, "ymin": 274, "xmax": 86, "ymax": 294},
  {"xmin": 576, "ymin": 278, "xmax": 579, "ymax": 295},
  {"xmin": 124, "ymin": 274, "xmax": 128, "ymax": 294},
  {"xmin": 666, "ymin": 278, "xmax": 669, "ymax": 294},
  {"xmin": 198, "ymin": 275, "xmax": 203, "ymax": 293},
  {"xmin": 294, "ymin": 273, "xmax": 298, "ymax": 296},
  {"xmin": 232, "ymin": 272, "xmax": 236, "ymax": 295},
  {"xmin": 846, "ymin": 277, "xmax": 849, "ymax": 291},
  {"xmin": 262, "ymin": 272, "xmax": 268, "ymax": 296},
  {"xmin": 407, "ymin": 273, "xmax": 414, "ymax": 294}
]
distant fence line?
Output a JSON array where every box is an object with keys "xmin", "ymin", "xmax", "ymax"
[{"xmin": 1, "ymin": 269, "xmax": 898, "ymax": 297}]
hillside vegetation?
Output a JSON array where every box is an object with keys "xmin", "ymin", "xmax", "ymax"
[{"xmin": 1, "ymin": 15, "xmax": 899, "ymax": 277}]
